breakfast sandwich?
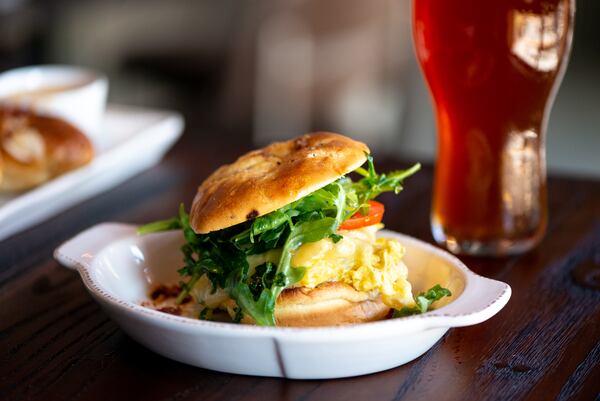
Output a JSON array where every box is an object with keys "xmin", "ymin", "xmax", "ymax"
[{"xmin": 140, "ymin": 132, "xmax": 450, "ymax": 326}]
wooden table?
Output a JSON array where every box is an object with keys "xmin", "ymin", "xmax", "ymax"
[{"xmin": 1, "ymin": 131, "xmax": 599, "ymax": 401}]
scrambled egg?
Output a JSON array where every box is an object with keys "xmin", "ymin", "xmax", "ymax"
[
  {"xmin": 245, "ymin": 225, "xmax": 414, "ymax": 309},
  {"xmin": 194, "ymin": 225, "xmax": 414, "ymax": 310},
  {"xmin": 291, "ymin": 225, "xmax": 414, "ymax": 309}
]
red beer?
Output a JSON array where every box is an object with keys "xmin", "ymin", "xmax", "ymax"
[{"xmin": 413, "ymin": 0, "xmax": 574, "ymax": 255}]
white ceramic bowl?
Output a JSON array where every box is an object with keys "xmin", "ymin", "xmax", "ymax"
[
  {"xmin": 0, "ymin": 65, "xmax": 108, "ymax": 149},
  {"xmin": 54, "ymin": 223, "xmax": 511, "ymax": 379}
]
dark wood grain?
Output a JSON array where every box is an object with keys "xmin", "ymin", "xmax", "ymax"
[{"xmin": 1, "ymin": 130, "xmax": 599, "ymax": 401}]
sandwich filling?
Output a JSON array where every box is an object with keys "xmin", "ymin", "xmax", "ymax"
[{"xmin": 190, "ymin": 224, "xmax": 413, "ymax": 312}]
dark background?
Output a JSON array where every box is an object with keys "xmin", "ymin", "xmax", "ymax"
[{"xmin": 0, "ymin": 0, "xmax": 598, "ymax": 176}]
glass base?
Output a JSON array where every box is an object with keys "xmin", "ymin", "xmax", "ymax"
[{"xmin": 431, "ymin": 221, "xmax": 540, "ymax": 257}]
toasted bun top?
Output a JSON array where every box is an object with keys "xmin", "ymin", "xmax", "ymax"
[{"xmin": 190, "ymin": 132, "xmax": 369, "ymax": 233}]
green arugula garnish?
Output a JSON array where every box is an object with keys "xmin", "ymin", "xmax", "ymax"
[
  {"xmin": 199, "ymin": 307, "xmax": 211, "ymax": 320},
  {"xmin": 392, "ymin": 284, "xmax": 452, "ymax": 317},
  {"xmin": 138, "ymin": 156, "xmax": 420, "ymax": 326}
]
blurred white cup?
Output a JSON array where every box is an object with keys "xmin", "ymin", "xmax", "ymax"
[{"xmin": 0, "ymin": 65, "xmax": 108, "ymax": 149}]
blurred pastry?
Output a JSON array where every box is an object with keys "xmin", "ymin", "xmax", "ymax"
[{"xmin": 0, "ymin": 107, "xmax": 94, "ymax": 192}]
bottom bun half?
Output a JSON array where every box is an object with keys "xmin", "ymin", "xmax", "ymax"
[{"xmin": 226, "ymin": 282, "xmax": 391, "ymax": 327}]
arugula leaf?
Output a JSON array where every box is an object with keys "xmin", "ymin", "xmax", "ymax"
[
  {"xmin": 248, "ymin": 262, "xmax": 276, "ymax": 300},
  {"xmin": 233, "ymin": 307, "xmax": 244, "ymax": 323},
  {"xmin": 343, "ymin": 154, "xmax": 421, "ymax": 218},
  {"xmin": 199, "ymin": 307, "xmax": 215, "ymax": 320},
  {"xmin": 392, "ymin": 284, "xmax": 452, "ymax": 318},
  {"xmin": 137, "ymin": 217, "xmax": 181, "ymax": 235}
]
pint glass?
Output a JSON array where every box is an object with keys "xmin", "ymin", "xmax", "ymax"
[{"xmin": 413, "ymin": 0, "xmax": 574, "ymax": 255}]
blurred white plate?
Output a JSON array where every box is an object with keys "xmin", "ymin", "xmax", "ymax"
[
  {"xmin": 54, "ymin": 223, "xmax": 511, "ymax": 379},
  {"xmin": 0, "ymin": 104, "xmax": 183, "ymax": 241}
]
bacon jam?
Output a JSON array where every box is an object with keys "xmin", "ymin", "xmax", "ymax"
[
  {"xmin": 142, "ymin": 284, "xmax": 196, "ymax": 317},
  {"xmin": 142, "ymin": 284, "xmax": 232, "ymax": 322}
]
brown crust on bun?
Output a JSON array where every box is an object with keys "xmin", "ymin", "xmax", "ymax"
[
  {"xmin": 0, "ymin": 108, "xmax": 93, "ymax": 191},
  {"xmin": 225, "ymin": 282, "xmax": 391, "ymax": 327},
  {"xmin": 190, "ymin": 132, "xmax": 369, "ymax": 234}
]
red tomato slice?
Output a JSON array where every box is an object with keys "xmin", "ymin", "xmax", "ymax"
[{"xmin": 339, "ymin": 200, "xmax": 385, "ymax": 230}]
